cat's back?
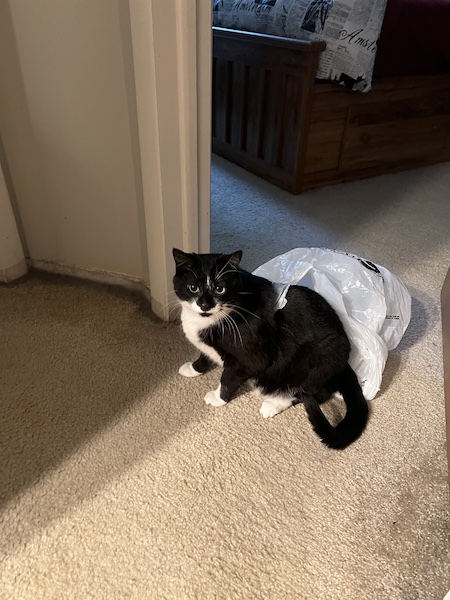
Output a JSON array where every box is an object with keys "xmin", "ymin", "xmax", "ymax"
[
  {"xmin": 244, "ymin": 272, "xmax": 343, "ymax": 331},
  {"xmin": 279, "ymin": 284, "xmax": 347, "ymax": 336}
]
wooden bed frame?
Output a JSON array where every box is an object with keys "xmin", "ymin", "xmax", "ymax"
[{"xmin": 212, "ymin": 27, "xmax": 450, "ymax": 195}]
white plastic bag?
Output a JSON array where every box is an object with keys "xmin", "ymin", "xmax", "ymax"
[{"xmin": 253, "ymin": 248, "xmax": 411, "ymax": 400}]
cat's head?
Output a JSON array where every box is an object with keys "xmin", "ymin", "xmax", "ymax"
[{"xmin": 172, "ymin": 249, "xmax": 243, "ymax": 318}]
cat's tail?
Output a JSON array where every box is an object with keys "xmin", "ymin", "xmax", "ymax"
[{"xmin": 302, "ymin": 364, "xmax": 369, "ymax": 450}]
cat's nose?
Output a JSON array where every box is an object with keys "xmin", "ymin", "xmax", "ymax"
[{"xmin": 198, "ymin": 297, "xmax": 213, "ymax": 312}]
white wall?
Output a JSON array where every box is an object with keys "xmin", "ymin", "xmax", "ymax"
[
  {"xmin": 0, "ymin": 0, "xmax": 146, "ymax": 278},
  {"xmin": 0, "ymin": 0, "xmax": 211, "ymax": 317}
]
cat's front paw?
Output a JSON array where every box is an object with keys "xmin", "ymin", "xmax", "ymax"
[
  {"xmin": 179, "ymin": 362, "xmax": 202, "ymax": 377},
  {"xmin": 204, "ymin": 388, "xmax": 227, "ymax": 407}
]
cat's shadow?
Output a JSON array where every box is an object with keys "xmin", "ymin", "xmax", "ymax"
[
  {"xmin": 379, "ymin": 291, "xmax": 433, "ymax": 391},
  {"xmin": 395, "ymin": 291, "xmax": 432, "ymax": 350}
]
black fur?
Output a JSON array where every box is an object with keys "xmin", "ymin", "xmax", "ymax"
[{"xmin": 173, "ymin": 249, "xmax": 369, "ymax": 449}]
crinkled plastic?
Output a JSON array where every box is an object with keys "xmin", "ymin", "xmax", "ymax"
[{"xmin": 253, "ymin": 248, "xmax": 411, "ymax": 400}]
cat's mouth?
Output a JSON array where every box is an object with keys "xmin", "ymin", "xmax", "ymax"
[{"xmin": 200, "ymin": 312, "xmax": 212, "ymax": 317}]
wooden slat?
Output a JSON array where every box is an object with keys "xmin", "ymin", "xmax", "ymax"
[
  {"xmin": 229, "ymin": 62, "xmax": 247, "ymax": 149},
  {"xmin": 212, "ymin": 57, "xmax": 230, "ymax": 143},
  {"xmin": 260, "ymin": 71, "xmax": 284, "ymax": 167},
  {"xmin": 245, "ymin": 66, "xmax": 265, "ymax": 158},
  {"xmin": 280, "ymin": 74, "xmax": 303, "ymax": 173}
]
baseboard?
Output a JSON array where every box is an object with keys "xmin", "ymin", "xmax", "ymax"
[
  {"xmin": 0, "ymin": 258, "xmax": 28, "ymax": 283},
  {"xmin": 27, "ymin": 258, "xmax": 157, "ymax": 313}
]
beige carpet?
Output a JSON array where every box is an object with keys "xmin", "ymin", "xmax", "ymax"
[{"xmin": 1, "ymin": 157, "xmax": 449, "ymax": 600}]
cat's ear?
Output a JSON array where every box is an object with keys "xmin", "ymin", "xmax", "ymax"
[
  {"xmin": 229, "ymin": 250, "xmax": 243, "ymax": 269},
  {"xmin": 221, "ymin": 250, "xmax": 242, "ymax": 270},
  {"xmin": 173, "ymin": 248, "xmax": 192, "ymax": 269}
]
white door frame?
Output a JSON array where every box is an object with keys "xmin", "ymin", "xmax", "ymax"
[
  {"xmin": 129, "ymin": 0, "xmax": 211, "ymax": 320},
  {"xmin": 0, "ymin": 162, "xmax": 27, "ymax": 283}
]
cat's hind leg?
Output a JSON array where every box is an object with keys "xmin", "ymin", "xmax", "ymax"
[
  {"xmin": 259, "ymin": 391, "xmax": 295, "ymax": 418},
  {"xmin": 179, "ymin": 353, "xmax": 215, "ymax": 377}
]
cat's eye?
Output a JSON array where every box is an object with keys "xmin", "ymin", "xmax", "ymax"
[
  {"xmin": 214, "ymin": 285, "xmax": 226, "ymax": 295},
  {"xmin": 188, "ymin": 283, "xmax": 199, "ymax": 294}
]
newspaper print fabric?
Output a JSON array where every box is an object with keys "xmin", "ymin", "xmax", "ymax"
[{"xmin": 213, "ymin": 0, "xmax": 389, "ymax": 92}]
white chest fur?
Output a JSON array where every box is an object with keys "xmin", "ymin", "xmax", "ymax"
[{"xmin": 180, "ymin": 304, "xmax": 223, "ymax": 367}]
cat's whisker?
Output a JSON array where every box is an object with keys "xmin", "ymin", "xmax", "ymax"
[
  {"xmin": 214, "ymin": 269, "xmax": 239, "ymax": 281},
  {"xmin": 231, "ymin": 315, "xmax": 244, "ymax": 347},
  {"xmin": 158, "ymin": 298, "xmax": 182, "ymax": 323},
  {"xmin": 227, "ymin": 316, "xmax": 237, "ymax": 346},
  {"xmin": 227, "ymin": 306, "xmax": 251, "ymax": 330},
  {"xmin": 221, "ymin": 313, "xmax": 235, "ymax": 344},
  {"xmin": 230, "ymin": 305, "xmax": 260, "ymax": 320},
  {"xmin": 223, "ymin": 317, "xmax": 232, "ymax": 344},
  {"xmin": 161, "ymin": 298, "xmax": 181, "ymax": 312},
  {"xmin": 217, "ymin": 313, "xmax": 225, "ymax": 337},
  {"xmin": 223, "ymin": 320, "xmax": 228, "ymax": 341},
  {"xmin": 185, "ymin": 267, "xmax": 198, "ymax": 279},
  {"xmin": 215, "ymin": 260, "xmax": 236, "ymax": 280},
  {"xmin": 224, "ymin": 312, "xmax": 243, "ymax": 347},
  {"xmin": 226, "ymin": 305, "xmax": 256, "ymax": 332},
  {"xmin": 223, "ymin": 316, "xmax": 234, "ymax": 345},
  {"xmin": 215, "ymin": 265, "xmax": 226, "ymax": 281},
  {"xmin": 234, "ymin": 305, "xmax": 260, "ymax": 319},
  {"xmin": 222, "ymin": 313, "xmax": 237, "ymax": 346}
]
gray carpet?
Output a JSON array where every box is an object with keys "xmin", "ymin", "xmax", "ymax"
[{"xmin": 1, "ymin": 157, "xmax": 449, "ymax": 599}]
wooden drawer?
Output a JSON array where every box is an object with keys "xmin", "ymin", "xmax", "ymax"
[{"xmin": 341, "ymin": 110, "xmax": 449, "ymax": 172}]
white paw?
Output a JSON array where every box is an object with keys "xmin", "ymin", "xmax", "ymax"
[
  {"xmin": 260, "ymin": 399, "xmax": 280, "ymax": 418},
  {"xmin": 179, "ymin": 362, "xmax": 202, "ymax": 378},
  {"xmin": 259, "ymin": 396, "xmax": 293, "ymax": 418},
  {"xmin": 204, "ymin": 388, "xmax": 226, "ymax": 407}
]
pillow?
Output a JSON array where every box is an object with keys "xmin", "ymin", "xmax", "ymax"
[{"xmin": 213, "ymin": 0, "xmax": 388, "ymax": 92}]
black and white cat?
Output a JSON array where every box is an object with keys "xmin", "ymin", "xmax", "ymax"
[{"xmin": 173, "ymin": 248, "xmax": 369, "ymax": 449}]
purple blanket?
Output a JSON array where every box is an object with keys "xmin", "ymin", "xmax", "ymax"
[{"xmin": 375, "ymin": 0, "xmax": 450, "ymax": 77}]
